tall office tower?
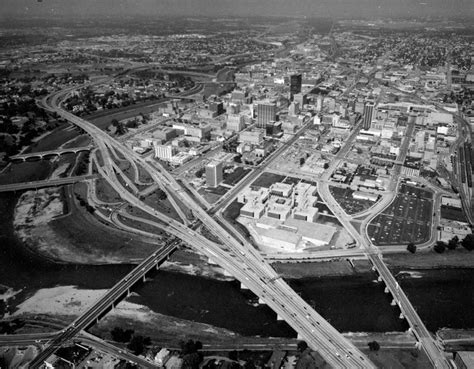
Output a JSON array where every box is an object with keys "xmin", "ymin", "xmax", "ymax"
[
  {"xmin": 256, "ymin": 100, "xmax": 277, "ymax": 128},
  {"xmin": 363, "ymin": 101, "xmax": 375, "ymax": 130},
  {"xmin": 206, "ymin": 161, "xmax": 223, "ymax": 188},
  {"xmin": 290, "ymin": 74, "xmax": 302, "ymax": 95},
  {"xmin": 316, "ymin": 95, "xmax": 323, "ymax": 112}
]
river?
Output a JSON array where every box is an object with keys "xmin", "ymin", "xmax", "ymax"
[{"xmin": 1, "ymin": 192, "xmax": 473, "ymax": 337}]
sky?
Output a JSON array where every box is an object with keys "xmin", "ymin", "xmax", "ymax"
[{"xmin": 0, "ymin": 0, "xmax": 472, "ymax": 19}]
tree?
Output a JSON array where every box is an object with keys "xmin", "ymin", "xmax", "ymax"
[
  {"xmin": 433, "ymin": 241, "xmax": 446, "ymax": 254},
  {"xmin": 368, "ymin": 341, "xmax": 380, "ymax": 351},
  {"xmin": 461, "ymin": 234, "xmax": 474, "ymax": 251},
  {"xmin": 407, "ymin": 242, "xmax": 417, "ymax": 254},
  {"xmin": 111, "ymin": 327, "xmax": 134, "ymax": 343},
  {"xmin": 447, "ymin": 236, "xmax": 459, "ymax": 250},
  {"xmin": 127, "ymin": 335, "xmax": 150, "ymax": 355}
]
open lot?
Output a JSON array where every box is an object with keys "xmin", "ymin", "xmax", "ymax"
[
  {"xmin": 223, "ymin": 166, "xmax": 251, "ymax": 186},
  {"xmin": 330, "ymin": 186, "xmax": 377, "ymax": 215},
  {"xmin": 367, "ymin": 184, "xmax": 433, "ymax": 246},
  {"xmin": 251, "ymin": 172, "xmax": 286, "ymax": 188},
  {"xmin": 440, "ymin": 205, "xmax": 467, "ymax": 222}
]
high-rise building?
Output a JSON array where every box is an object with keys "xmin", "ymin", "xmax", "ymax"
[
  {"xmin": 206, "ymin": 161, "xmax": 223, "ymax": 188},
  {"xmin": 293, "ymin": 93, "xmax": 307, "ymax": 107},
  {"xmin": 288, "ymin": 102, "xmax": 300, "ymax": 116},
  {"xmin": 290, "ymin": 74, "xmax": 302, "ymax": 95},
  {"xmin": 363, "ymin": 101, "xmax": 375, "ymax": 130},
  {"xmin": 154, "ymin": 144, "xmax": 175, "ymax": 161},
  {"xmin": 256, "ymin": 100, "xmax": 276, "ymax": 128}
]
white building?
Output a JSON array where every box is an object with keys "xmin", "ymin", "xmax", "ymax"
[{"xmin": 154, "ymin": 144, "xmax": 175, "ymax": 161}]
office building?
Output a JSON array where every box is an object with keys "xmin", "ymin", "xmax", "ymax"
[
  {"xmin": 293, "ymin": 93, "xmax": 307, "ymax": 107},
  {"xmin": 256, "ymin": 100, "xmax": 277, "ymax": 128},
  {"xmin": 290, "ymin": 74, "xmax": 302, "ymax": 95},
  {"xmin": 206, "ymin": 161, "xmax": 223, "ymax": 188},
  {"xmin": 209, "ymin": 101, "xmax": 224, "ymax": 116},
  {"xmin": 266, "ymin": 121, "xmax": 282, "ymax": 137},
  {"xmin": 154, "ymin": 144, "xmax": 175, "ymax": 161},
  {"xmin": 227, "ymin": 114, "xmax": 246, "ymax": 132},
  {"xmin": 363, "ymin": 101, "xmax": 375, "ymax": 130}
]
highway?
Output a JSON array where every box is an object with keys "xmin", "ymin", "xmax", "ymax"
[
  {"xmin": 0, "ymin": 175, "xmax": 97, "ymax": 193},
  {"xmin": 28, "ymin": 241, "xmax": 178, "ymax": 367},
  {"xmin": 35, "ymin": 82, "xmax": 376, "ymax": 368}
]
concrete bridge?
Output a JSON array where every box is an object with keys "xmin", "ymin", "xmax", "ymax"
[
  {"xmin": 29, "ymin": 240, "xmax": 179, "ymax": 368},
  {"xmin": 0, "ymin": 175, "xmax": 97, "ymax": 193},
  {"xmin": 10, "ymin": 146, "xmax": 93, "ymax": 161},
  {"xmin": 369, "ymin": 254, "xmax": 451, "ymax": 368}
]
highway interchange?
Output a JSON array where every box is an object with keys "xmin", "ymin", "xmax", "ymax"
[
  {"xmin": 6, "ymin": 63, "xmax": 457, "ymax": 368},
  {"xmin": 25, "ymin": 70, "xmax": 378, "ymax": 368}
]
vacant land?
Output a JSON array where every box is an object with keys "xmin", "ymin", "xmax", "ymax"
[
  {"xmin": 440, "ymin": 205, "xmax": 467, "ymax": 222},
  {"xmin": 251, "ymin": 172, "xmax": 286, "ymax": 188},
  {"xmin": 223, "ymin": 167, "xmax": 251, "ymax": 186},
  {"xmin": 25, "ymin": 124, "xmax": 80, "ymax": 153},
  {"xmin": 367, "ymin": 184, "xmax": 433, "ymax": 246}
]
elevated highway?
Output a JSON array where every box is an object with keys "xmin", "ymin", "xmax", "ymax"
[
  {"xmin": 37, "ymin": 87, "xmax": 376, "ymax": 368},
  {"xmin": 0, "ymin": 175, "xmax": 97, "ymax": 193}
]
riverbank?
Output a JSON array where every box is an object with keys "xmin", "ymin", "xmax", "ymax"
[
  {"xmin": 5, "ymin": 285, "xmax": 424, "ymax": 349},
  {"xmin": 384, "ymin": 250, "xmax": 474, "ymax": 269}
]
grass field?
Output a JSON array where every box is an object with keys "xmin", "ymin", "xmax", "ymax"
[
  {"xmin": 142, "ymin": 190, "xmax": 182, "ymax": 222},
  {"xmin": 251, "ymin": 172, "xmax": 286, "ymax": 188},
  {"xmin": 95, "ymin": 178, "xmax": 123, "ymax": 203},
  {"xmin": 367, "ymin": 184, "xmax": 433, "ymax": 246},
  {"xmin": 49, "ymin": 188, "xmax": 157, "ymax": 260},
  {"xmin": 62, "ymin": 134, "xmax": 91, "ymax": 149},
  {"xmin": 440, "ymin": 205, "xmax": 467, "ymax": 222},
  {"xmin": 26, "ymin": 124, "xmax": 80, "ymax": 153}
]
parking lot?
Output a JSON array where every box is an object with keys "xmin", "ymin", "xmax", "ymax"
[
  {"xmin": 330, "ymin": 186, "xmax": 378, "ymax": 215},
  {"xmin": 367, "ymin": 184, "xmax": 433, "ymax": 246}
]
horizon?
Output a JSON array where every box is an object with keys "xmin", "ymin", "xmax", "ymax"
[{"xmin": 1, "ymin": 0, "xmax": 473, "ymax": 20}]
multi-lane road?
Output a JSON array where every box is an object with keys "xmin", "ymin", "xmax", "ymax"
[{"xmin": 33, "ymin": 78, "xmax": 376, "ymax": 368}]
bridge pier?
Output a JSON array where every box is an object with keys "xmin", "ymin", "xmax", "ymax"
[
  {"xmin": 240, "ymin": 282, "xmax": 249, "ymax": 290},
  {"xmin": 399, "ymin": 313, "xmax": 405, "ymax": 320},
  {"xmin": 208, "ymin": 257, "xmax": 218, "ymax": 265},
  {"xmin": 258, "ymin": 297, "xmax": 265, "ymax": 305},
  {"xmin": 391, "ymin": 299, "xmax": 397, "ymax": 306},
  {"xmin": 276, "ymin": 314, "xmax": 284, "ymax": 321},
  {"xmin": 143, "ymin": 275, "xmax": 146, "ymax": 282},
  {"xmin": 127, "ymin": 288, "xmax": 130, "ymax": 297},
  {"xmin": 384, "ymin": 287, "xmax": 390, "ymax": 294},
  {"xmin": 377, "ymin": 276, "xmax": 383, "ymax": 282},
  {"xmin": 371, "ymin": 265, "xmax": 376, "ymax": 272}
]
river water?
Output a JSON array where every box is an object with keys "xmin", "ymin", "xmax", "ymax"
[{"xmin": 1, "ymin": 193, "xmax": 473, "ymax": 336}]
